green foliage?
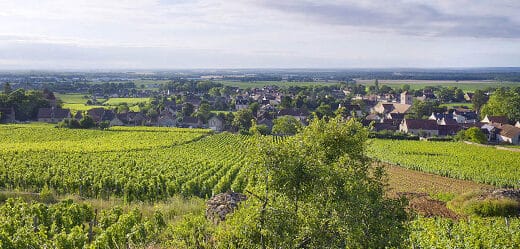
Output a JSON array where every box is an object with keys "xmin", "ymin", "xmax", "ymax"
[
  {"xmin": 410, "ymin": 217, "xmax": 520, "ymax": 248},
  {"xmin": 166, "ymin": 213, "xmax": 214, "ymax": 248},
  {"xmin": 79, "ymin": 115, "xmax": 95, "ymax": 129},
  {"xmin": 448, "ymin": 192, "xmax": 520, "ymax": 217},
  {"xmin": 232, "ymin": 109, "xmax": 253, "ymax": 131},
  {"xmin": 0, "ymin": 89, "xmax": 51, "ymax": 121},
  {"xmin": 271, "ymin": 115, "xmax": 301, "ymax": 135},
  {"xmin": 216, "ymin": 117, "xmax": 409, "ymax": 248},
  {"xmin": 195, "ymin": 102, "xmax": 212, "ymax": 123},
  {"xmin": 368, "ymin": 139, "xmax": 520, "ymax": 187},
  {"xmin": 455, "ymin": 127, "xmax": 486, "ymax": 144},
  {"xmin": 408, "ymin": 99, "xmax": 443, "ymax": 119},
  {"xmin": 466, "ymin": 127, "xmax": 487, "ymax": 144},
  {"xmin": 39, "ymin": 184, "xmax": 56, "ymax": 204},
  {"xmin": 481, "ymin": 87, "xmax": 520, "ymax": 122},
  {"xmin": 182, "ymin": 102, "xmax": 195, "ymax": 117}
]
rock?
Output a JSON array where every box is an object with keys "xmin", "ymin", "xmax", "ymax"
[{"xmin": 206, "ymin": 191, "xmax": 247, "ymax": 224}]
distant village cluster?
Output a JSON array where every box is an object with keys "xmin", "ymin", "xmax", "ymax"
[{"xmin": 1, "ymin": 79, "xmax": 519, "ymax": 145}]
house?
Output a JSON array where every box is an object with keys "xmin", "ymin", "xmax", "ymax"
[
  {"xmin": 87, "ymin": 108, "xmax": 106, "ymax": 123},
  {"xmin": 464, "ymin": 92, "xmax": 474, "ymax": 101},
  {"xmin": 341, "ymin": 104, "xmax": 363, "ymax": 117},
  {"xmin": 373, "ymin": 123, "xmax": 398, "ymax": 132},
  {"xmin": 481, "ymin": 123, "xmax": 499, "ymax": 143},
  {"xmin": 365, "ymin": 113, "xmax": 382, "ymax": 121},
  {"xmin": 277, "ymin": 108, "xmax": 309, "ymax": 122},
  {"xmin": 401, "ymin": 91, "xmax": 414, "ymax": 105},
  {"xmin": 0, "ymin": 107, "xmax": 16, "ymax": 123},
  {"xmin": 497, "ymin": 124, "xmax": 520, "ymax": 145},
  {"xmin": 428, "ymin": 112, "xmax": 454, "ymax": 122},
  {"xmin": 157, "ymin": 115, "xmax": 176, "ymax": 127},
  {"xmin": 399, "ymin": 119, "xmax": 439, "ymax": 137},
  {"xmin": 126, "ymin": 112, "xmax": 147, "ymax": 126},
  {"xmin": 182, "ymin": 116, "xmax": 201, "ymax": 128},
  {"xmin": 208, "ymin": 116, "xmax": 224, "ymax": 132},
  {"xmin": 37, "ymin": 107, "xmax": 71, "ymax": 123},
  {"xmin": 372, "ymin": 102, "xmax": 411, "ymax": 114},
  {"xmin": 109, "ymin": 116, "xmax": 125, "ymax": 126},
  {"xmin": 235, "ymin": 96, "xmax": 249, "ymax": 110},
  {"xmin": 481, "ymin": 115, "xmax": 508, "ymax": 125},
  {"xmin": 385, "ymin": 113, "xmax": 405, "ymax": 120},
  {"xmin": 74, "ymin": 111, "xmax": 83, "ymax": 120},
  {"xmin": 452, "ymin": 109, "xmax": 477, "ymax": 123},
  {"xmin": 257, "ymin": 118, "xmax": 274, "ymax": 130}
]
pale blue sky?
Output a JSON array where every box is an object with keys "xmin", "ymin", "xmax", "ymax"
[{"xmin": 0, "ymin": 0, "xmax": 519, "ymax": 69}]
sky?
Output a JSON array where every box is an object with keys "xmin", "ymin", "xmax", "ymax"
[{"xmin": 0, "ymin": 0, "xmax": 519, "ymax": 69}]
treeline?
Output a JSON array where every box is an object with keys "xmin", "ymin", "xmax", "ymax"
[{"xmin": 0, "ymin": 87, "xmax": 52, "ymax": 121}]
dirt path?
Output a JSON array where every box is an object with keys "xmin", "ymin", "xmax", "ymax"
[{"xmin": 383, "ymin": 164, "xmax": 494, "ymax": 197}]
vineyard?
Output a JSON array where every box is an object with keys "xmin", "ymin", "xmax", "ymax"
[
  {"xmin": 368, "ymin": 139, "xmax": 520, "ymax": 188},
  {"xmin": 410, "ymin": 217, "xmax": 520, "ymax": 248},
  {"xmin": 0, "ymin": 124, "xmax": 257, "ymax": 202},
  {"xmin": 2, "ymin": 124, "xmax": 520, "ymax": 247}
]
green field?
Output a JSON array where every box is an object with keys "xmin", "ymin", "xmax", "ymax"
[
  {"xmin": 62, "ymin": 103, "xmax": 107, "ymax": 113},
  {"xmin": 439, "ymin": 102, "xmax": 474, "ymax": 109},
  {"xmin": 57, "ymin": 93, "xmax": 148, "ymax": 113},
  {"xmin": 357, "ymin": 79, "xmax": 520, "ymax": 91},
  {"xmin": 55, "ymin": 93, "xmax": 89, "ymax": 104},
  {"xmin": 103, "ymin": 97, "xmax": 150, "ymax": 105}
]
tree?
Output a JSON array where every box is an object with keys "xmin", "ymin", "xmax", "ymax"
[
  {"xmin": 248, "ymin": 102, "xmax": 260, "ymax": 118},
  {"xmin": 315, "ymin": 103, "xmax": 333, "ymax": 119},
  {"xmin": 216, "ymin": 117, "xmax": 408, "ymax": 248},
  {"xmin": 194, "ymin": 103, "xmax": 212, "ymax": 123},
  {"xmin": 280, "ymin": 96, "xmax": 293, "ymax": 109},
  {"xmin": 79, "ymin": 115, "xmax": 95, "ymax": 129},
  {"xmin": 457, "ymin": 127, "xmax": 487, "ymax": 144},
  {"xmin": 471, "ymin": 89, "xmax": 488, "ymax": 113},
  {"xmin": 481, "ymin": 88, "xmax": 520, "ymax": 123},
  {"xmin": 181, "ymin": 103, "xmax": 195, "ymax": 117},
  {"xmin": 271, "ymin": 116, "xmax": 301, "ymax": 135},
  {"xmin": 3, "ymin": 82, "xmax": 12, "ymax": 94},
  {"xmin": 232, "ymin": 109, "xmax": 254, "ymax": 132},
  {"xmin": 409, "ymin": 100, "xmax": 443, "ymax": 119}
]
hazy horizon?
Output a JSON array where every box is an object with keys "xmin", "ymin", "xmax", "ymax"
[{"xmin": 1, "ymin": 0, "xmax": 519, "ymax": 69}]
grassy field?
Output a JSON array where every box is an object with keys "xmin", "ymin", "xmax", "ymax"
[
  {"xmin": 57, "ymin": 93, "xmax": 148, "ymax": 113},
  {"xmin": 356, "ymin": 79, "xmax": 520, "ymax": 91},
  {"xmin": 62, "ymin": 103, "xmax": 107, "ymax": 113},
  {"xmin": 104, "ymin": 97, "xmax": 150, "ymax": 105},
  {"xmin": 55, "ymin": 93, "xmax": 89, "ymax": 104},
  {"xmin": 439, "ymin": 102, "xmax": 473, "ymax": 108}
]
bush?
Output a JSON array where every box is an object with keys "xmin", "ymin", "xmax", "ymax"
[{"xmin": 448, "ymin": 192, "xmax": 520, "ymax": 217}]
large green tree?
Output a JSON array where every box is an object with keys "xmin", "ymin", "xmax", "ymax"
[
  {"xmin": 232, "ymin": 109, "xmax": 254, "ymax": 132},
  {"xmin": 271, "ymin": 115, "xmax": 302, "ymax": 136},
  {"xmin": 481, "ymin": 88, "xmax": 520, "ymax": 123},
  {"xmin": 215, "ymin": 117, "xmax": 408, "ymax": 248}
]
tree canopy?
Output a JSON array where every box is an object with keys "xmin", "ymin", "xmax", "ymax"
[{"xmin": 215, "ymin": 117, "xmax": 408, "ymax": 248}]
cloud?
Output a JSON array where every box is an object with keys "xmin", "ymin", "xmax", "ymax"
[{"xmin": 252, "ymin": 0, "xmax": 520, "ymax": 38}]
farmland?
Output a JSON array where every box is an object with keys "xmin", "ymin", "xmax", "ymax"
[
  {"xmin": 1, "ymin": 124, "xmax": 520, "ymax": 247},
  {"xmin": 369, "ymin": 139, "xmax": 520, "ymax": 188}
]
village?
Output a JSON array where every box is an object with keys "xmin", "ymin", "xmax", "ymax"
[{"xmin": 1, "ymin": 80, "xmax": 519, "ymax": 145}]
